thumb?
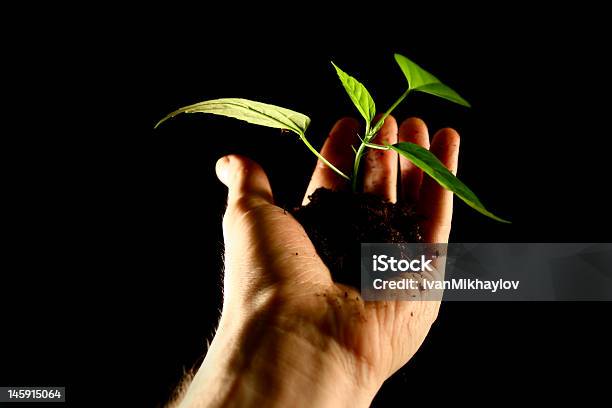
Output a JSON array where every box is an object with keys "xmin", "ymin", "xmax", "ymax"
[
  {"xmin": 215, "ymin": 155, "xmax": 277, "ymax": 301},
  {"xmin": 215, "ymin": 154, "xmax": 274, "ymax": 214}
]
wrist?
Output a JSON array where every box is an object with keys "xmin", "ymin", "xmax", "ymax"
[{"xmin": 179, "ymin": 304, "xmax": 381, "ymax": 407}]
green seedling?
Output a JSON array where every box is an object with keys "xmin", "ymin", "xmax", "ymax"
[{"xmin": 156, "ymin": 53, "xmax": 509, "ymax": 223}]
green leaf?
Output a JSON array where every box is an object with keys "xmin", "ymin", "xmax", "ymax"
[
  {"xmin": 155, "ymin": 97, "xmax": 350, "ymax": 180},
  {"xmin": 155, "ymin": 98, "xmax": 310, "ymax": 135},
  {"xmin": 389, "ymin": 142, "xmax": 509, "ymax": 223},
  {"xmin": 394, "ymin": 53, "xmax": 471, "ymax": 107},
  {"xmin": 331, "ymin": 61, "xmax": 376, "ymax": 125}
]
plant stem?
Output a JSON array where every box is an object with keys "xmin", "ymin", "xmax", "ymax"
[
  {"xmin": 351, "ymin": 143, "xmax": 367, "ymax": 191},
  {"xmin": 375, "ymin": 88, "xmax": 410, "ymax": 131},
  {"xmin": 350, "ymin": 89, "xmax": 411, "ymax": 191},
  {"xmin": 299, "ymin": 132, "xmax": 350, "ymax": 180},
  {"xmin": 364, "ymin": 142, "xmax": 390, "ymax": 150}
]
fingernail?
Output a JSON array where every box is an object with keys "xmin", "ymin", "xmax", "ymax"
[{"xmin": 215, "ymin": 156, "xmax": 230, "ymax": 185}]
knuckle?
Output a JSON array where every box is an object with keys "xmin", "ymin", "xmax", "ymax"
[
  {"xmin": 222, "ymin": 196, "xmax": 268, "ymax": 229},
  {"xmin": 231, "ymin": 195, "xmax": 263, "ymax": 215}
]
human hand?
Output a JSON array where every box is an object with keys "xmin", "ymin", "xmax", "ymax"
[{"xmin": 176, "ymin": 116, "xmax": 460, "ymax": 407}]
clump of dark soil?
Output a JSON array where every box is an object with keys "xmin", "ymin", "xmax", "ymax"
[{"xmin": 291, "ymin": 187, "xmax": 423, "ymax": 289}]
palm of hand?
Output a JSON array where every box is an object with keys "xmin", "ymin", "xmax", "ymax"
[{"xmin": 218, "ymin": 115, "xmax": 459, "ymax": 388}]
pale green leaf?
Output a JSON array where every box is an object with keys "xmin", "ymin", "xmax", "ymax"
[
  {"xmin": 394, "ymin": 53, "xmax": 471, "ymax": 107},
  {"xmin": 155, "ymin": 98, "xmax": 310, "ymax": 135},
  {"xmin": 331, "ymin": 61, "xmax": 376, "ymax": 124},
  {"xmin": 389, "ymin": 142, "xmax": 509, "ymax": 223}
]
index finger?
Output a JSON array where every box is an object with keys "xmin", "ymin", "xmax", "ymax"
[{"xmin": 302, "ymin": 118, "xmax": 360, "ymax": 205}]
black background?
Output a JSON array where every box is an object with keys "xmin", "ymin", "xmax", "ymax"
[{"xmin": 2, "ymin": 5, "xmax": 611, "ymax": 407}]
